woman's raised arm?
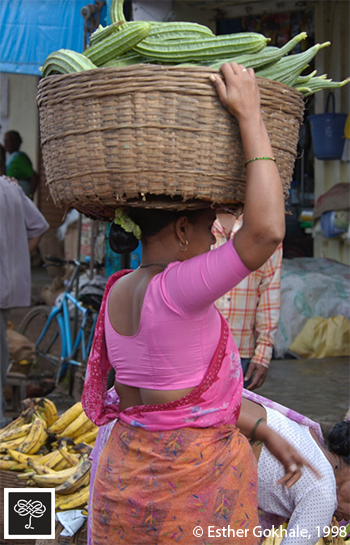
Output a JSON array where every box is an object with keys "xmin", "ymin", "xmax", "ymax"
[{"xmin": 211, "ymin": 62, "xmax": 285, "ymax": 271}]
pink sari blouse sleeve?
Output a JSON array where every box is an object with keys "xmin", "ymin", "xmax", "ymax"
[{"xmin": 159, "ymin": 240, "xmax": 251, "ymax": 315}]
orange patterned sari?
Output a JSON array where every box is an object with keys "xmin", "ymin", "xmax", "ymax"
[{"xmin": 92, "ymin": 422, "xmax": 258, "ymax": 544}]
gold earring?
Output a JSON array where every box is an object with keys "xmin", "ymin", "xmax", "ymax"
[{"xmin": 179, "ymin": 240, "xmax": 188, "ymax": 252}]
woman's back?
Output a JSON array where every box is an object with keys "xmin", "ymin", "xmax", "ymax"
[{"xmin": 106, "ymin": 240, "xmax": 250, "ymax": 406}]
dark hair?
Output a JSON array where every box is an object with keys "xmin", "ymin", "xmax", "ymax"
[
  {"xmin": 109, "ymin": 208, "xmax": 207, "ymax": 255},
  {"xmin": 5, "ymin": 130, "xmax": 22, "ymax": 148},
  {"xmin": 327, "ymin": 420, "xmax": 350, "ymax": 465}
]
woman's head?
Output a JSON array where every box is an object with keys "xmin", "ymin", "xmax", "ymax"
[
  {"xmin": 328, "ymin": 420, "xmax": 350, "ymax": 521},
  {"xmin": 328, "ymin": 420, "xmax": 350, "ymax": 466},
  {"xmin": 109, "ymin": 207, "xmax": 217, "ymax": 257}
]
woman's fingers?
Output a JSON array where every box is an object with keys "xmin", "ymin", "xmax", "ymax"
[
  {"xmin": 278, "ymin": 466, "xmax": 303, "ymax": 488},
  {"xmin": 209, "ymin": 74, "xmax": 228, "ymax": 108},
  {"xmin": 278, "ymin": 454, "xmax": 321, "ymax": 489},
  {"xmin": 210, "ymin": 63, "xmax": 260, "ymax": 121}
]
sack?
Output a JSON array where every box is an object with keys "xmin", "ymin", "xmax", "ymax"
[
  {"xmin": 289, "ymin": 315, "xmax": 350, "ymax": 359},
  {"xmin": 6, "ymin": 328, "xmax": 35, "ymax": 374},
  {"xmin": 79, "ymin": 275, "xmax": 108, "ymax": 311}
]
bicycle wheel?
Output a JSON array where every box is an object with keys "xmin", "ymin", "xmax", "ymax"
[{"xmin": 18, "ymin": 306, "xmax": 63, "ymax": 380}]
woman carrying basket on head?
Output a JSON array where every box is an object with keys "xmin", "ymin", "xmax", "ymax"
[{"xmin": 82, "ymin": 63, "xmax": 311, "ymax": 545}]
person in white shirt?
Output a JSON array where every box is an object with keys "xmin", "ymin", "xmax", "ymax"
[
  {"xmin": 242, "ymin": 395, "xmax": 350, "ymax": 545},
  {"xmin": 0, "ymin": 176, "xmax": 49, "ymax": 427}
]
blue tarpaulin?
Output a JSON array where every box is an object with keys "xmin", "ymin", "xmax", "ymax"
[{"xmin": 0, "ymin": 0, "xmax": 98, "ymax": 75}]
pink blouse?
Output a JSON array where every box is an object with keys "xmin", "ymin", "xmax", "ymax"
[{"xmin": 105, "ymin": 240, "xmax": 250, "ymax": 390}]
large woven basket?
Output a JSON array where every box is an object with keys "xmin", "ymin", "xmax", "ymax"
[{"xmin": 36, "ymin": 64, "xmax": 304, "ymax": 221}]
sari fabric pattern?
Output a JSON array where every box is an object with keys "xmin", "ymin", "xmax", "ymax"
[{"xmin": 92, "ymin": 421, "xmax": 259, "ymax": 545}]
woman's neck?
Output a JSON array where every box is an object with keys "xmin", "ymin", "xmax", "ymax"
[{"xmin": 309, "ymin": 428, "xmax": 339, "ymax": 476}]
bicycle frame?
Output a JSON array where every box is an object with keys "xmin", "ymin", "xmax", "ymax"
[{"xmin": 36, "ymin": 290, "xmax": 98, "ymax": 383}]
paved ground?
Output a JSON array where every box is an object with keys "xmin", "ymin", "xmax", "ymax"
[
  {"xmin": 6, "ymin": 266, "xmax": 350, "ymax": 437},
  {"xmin": 256, "ymin": 357, "xmax": 349, "ymax": 436}
]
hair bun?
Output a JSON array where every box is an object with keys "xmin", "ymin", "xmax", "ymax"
[{"xmin": 109, "ymin": 223, "xmax": 139, "ymax": 255}]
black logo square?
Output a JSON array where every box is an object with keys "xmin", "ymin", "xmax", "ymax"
[{"xmin": 4, "ymin": 488, "xmax": 55, "ymax": 539}]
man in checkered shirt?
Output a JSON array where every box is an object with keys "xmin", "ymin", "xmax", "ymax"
[{"xmin": 212, "ymin": 211, "xmax": 282, "ymax": 390}]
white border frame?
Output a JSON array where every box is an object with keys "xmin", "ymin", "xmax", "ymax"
[{"xmin": 4, "ymin": 488, "xmax": 55, "ymax": 539}]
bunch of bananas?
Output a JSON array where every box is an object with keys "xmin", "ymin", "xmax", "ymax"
[{"xmin": 0, "ymin": 398, "xmax": 98, "ymax": 512}]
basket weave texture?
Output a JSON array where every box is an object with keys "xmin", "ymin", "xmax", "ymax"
[{"xmin": 37, "ymin": 64, "xmax": 304, "ymax": 221}]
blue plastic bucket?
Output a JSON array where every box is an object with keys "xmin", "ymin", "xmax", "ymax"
[{"xmin": 308, "ymin": 92, "xmax": 346, "ymax": 160}]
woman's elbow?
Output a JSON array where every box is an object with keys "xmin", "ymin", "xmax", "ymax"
[{"xmin": 266, "ymin": 223, "xmax": 285, "ymax": 245}]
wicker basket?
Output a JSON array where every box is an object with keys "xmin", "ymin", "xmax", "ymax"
[{"xmin": 36, "ymin": 64, "xmax": 304, "ymax": 221}]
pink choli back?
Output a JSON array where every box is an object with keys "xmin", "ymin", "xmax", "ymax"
[{"xmin": 82, "ymin": 241, "xmax": 251, "ymax": 431}]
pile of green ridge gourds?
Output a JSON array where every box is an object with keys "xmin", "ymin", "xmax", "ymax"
[{"xmin": 41, "ymin": 0, "xmax": 349, "ymax": 97}]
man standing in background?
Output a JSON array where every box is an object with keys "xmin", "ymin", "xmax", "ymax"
[
  {"xmin": 0, "ymin": 176, "xmax": 49, "ymax": 426},
  {"xmin": 212, "ymin": 211, "xmax": 282, "ymax": 390}
]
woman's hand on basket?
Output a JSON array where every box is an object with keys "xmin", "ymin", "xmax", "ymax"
[{"xmin": 210, "ymin": 62, "xmax": 261, "ymax": 124}]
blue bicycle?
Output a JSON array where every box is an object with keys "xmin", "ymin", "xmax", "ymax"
[{"xmin": 18, "ymin": 257, "xmax": 105, "ymax": 399}]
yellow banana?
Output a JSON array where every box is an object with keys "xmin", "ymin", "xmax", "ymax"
[
  {"xmin": 56, "ymin": 468, "xmax": 90, "ymax": 495},
  {"xmin": 0, "ymin": 418, "xmax": 19, "ymax": 434},
  {"xmin": 53, "ymin": 457, "xmax": 71, "ymax": 471},
  {"xmin": 7, "ymin": 448, "xmax": 44, "ymax": 464},
  {"xmin": 55, "ymin": 484, "xmax": 89, "ymax": 511},
  {"xmin": 0, "ymin": 454, "xmax": 12, "ymax": 461},
  {"xmin": 31, "ymin": 457, "xmax": 86, "ymax": 487},
  {"xmin": 48, "ymin": 402, "xmax": 83, "ymax": 435},
  {"xmin": 9, "ymin": 462, "xmax": 29, "ymax": 471},
  {"xmin": 57, "ymin": 409, "xmax": 90, "ymax": 439},
  {"xmin": 27, "ymin": 458, "xmax": 57, "ymax": 475},
  {"xmin": 0, "ymin": 423, "xmax": 33, "ymax": 442},
  {"xmin": 37, "ymin": 449, "xmax": 64, "ymax": 469},
  {"xmin": 0, "ymin": 436, "xmax": 31, "ymax": 451},
  {"xmin": 54, "ymin": 459, "xmax": 91, "ymax": 495},
  {"xmin": 35, "ymin": 398, "xmax": 58, "ymax": 427},
  {"xmin": 34, "ymin": 411, "xmax": 48, "ymax": 430},
  {"xmin": 18, "ymin": 417, "xmax": 48, "ymax": 455},
  {"xmin": 22, "ymin": 407, "xmax": 36, "ymax": 424},
  {"xmin": 68, "ymin": 416, "xmax": 95, "ymax": 440},
  {"xmin": 20, "ymin": 398, "xmax": 36, "ymax": 411},
  {"xmin": 58, "ymin": 445, "xmax": 80, "ymax": 467},
  {"xmin": 72, "ymin": 443, "xmax": 93, "ymax": 456},
  {"xmin": 17, "ymin": 471, "xmax": 36, "ymax": 480},
  {"xmin": 0, "ymin": 459, "xmax": 18, "ymax": 470},
  {"xmin": 74, "ymin": 427, "xmax": 98, "ymax": 445}
]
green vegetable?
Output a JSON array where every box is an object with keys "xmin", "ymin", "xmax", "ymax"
[
  {"xmin": 146, "ymin": 21, "xmax": 214, "ymax": 41},
  {"xmin": 84, "ymin": 21, "xmax": 151, "ymax": 66},
  {"xmin": 99, "ymin": 51, "xmax": 148, "ymax": 68},
  {"xmin": 89, "ymin": 22, "xmax": 123, "ymax": 46},
  {"xmin": 133, "ymin": 32, "xmax": 270, "ymax": 62},
  {"xmin": 256, "ymin": 42, "xmax": 331, "ymax": 87},
  {"xmin": 296, "ymin": 76, "xmax": 350, "ymax": 97},
  {"xmin": 41, "ymin": 49, "xmax": 97, "ymax": 77},
  {"xmin": 208, "ymin": 32, "xmax": 307, "ymax": 70},
  {"xmin": 110, "ymin": 0, "xmax": 124, "ymax": 24}
]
